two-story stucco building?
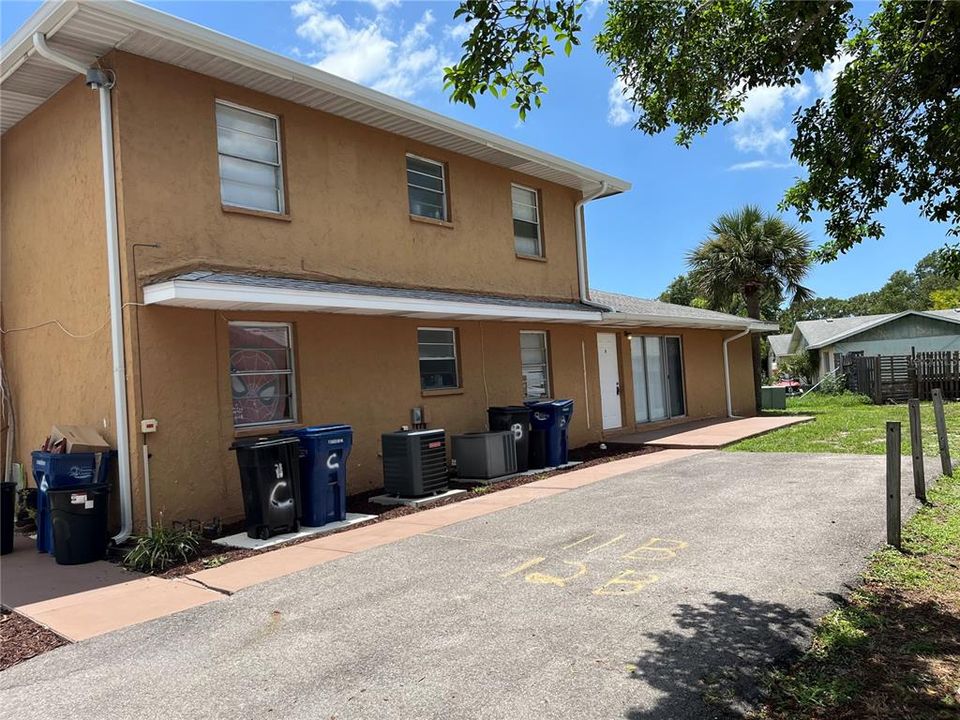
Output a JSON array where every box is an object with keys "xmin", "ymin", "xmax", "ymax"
[{"xmin": 1, "ymin": 0, "xmax": 772, "ymax": 537}]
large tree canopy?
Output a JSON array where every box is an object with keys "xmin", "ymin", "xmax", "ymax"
[{"xmin": 445, "ymin": 1, "xmax": 960, "ymax": 263}]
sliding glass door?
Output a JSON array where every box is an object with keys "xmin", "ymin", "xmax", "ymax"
[{"xmin": 630, "ymin": 335, "xmax": 685, "ymax": 424}]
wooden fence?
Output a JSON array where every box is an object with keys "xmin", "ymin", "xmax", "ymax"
[
  {"xmin": 840, "ymin": 350, "xmax": 960, "ymax": 404},
  {"xmin": 912, "ymin": 350, "xmax": 960, "ymax": 401}
]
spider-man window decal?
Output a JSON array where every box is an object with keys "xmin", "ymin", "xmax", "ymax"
[{"xmin": 229, "ymin": 323, "xmax": 295, "ymax": 427}]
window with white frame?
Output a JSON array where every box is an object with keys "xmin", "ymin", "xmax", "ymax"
[
  {"xmin": 407, "ymin": 155, "xmax": 448, "ymax": 221},
  {"xmin": 229, "ymin": 322, "xmax": 297, "ymax": 427},
  {"xmin": 418, "ymin": 328, "xmax": 459, "ymax": 390},
  {"xmin": 512, "ymin": 185, "xmax": 542, "ymax": 256},
  {"xmin": 215, "ymin": 100, "xmax": 284, "ymax": 214},
  {"xmin": 520, "ymin": 330, "xmax": 551, "ymax": 399}
]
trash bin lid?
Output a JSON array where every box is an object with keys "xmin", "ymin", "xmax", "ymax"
[
  {"xmin": 230, "ymin": 435, "xmax": 301, "ymax": 451},
  {"xmin": 488, "ymin": 405, "xmax": 529, "ymax": 413},
  {"xmin": 291, "ymin": 424, "xmax": 352, "ymax": 436}
]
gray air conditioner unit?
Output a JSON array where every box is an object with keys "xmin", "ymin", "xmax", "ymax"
[
  {"xmin": 451, "ymin": 431, "xmax": 517, "ymax": 480},
  {"xmin": 381, "ymin": 429, "xmax": 448, "ymax": 497}
]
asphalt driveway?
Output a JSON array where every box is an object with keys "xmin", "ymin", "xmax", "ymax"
[{"xmin": 0, "ymin": 451, "xmax": 928, "ymax": 719}]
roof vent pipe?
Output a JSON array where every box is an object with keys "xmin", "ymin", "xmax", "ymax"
[
  {"xmin": 574, "ymin": 181, "xmax": 609, "ymax": 308},
  {"xmin": 32, "ymin": 32, "xmax": 133, "ymax": 545}
]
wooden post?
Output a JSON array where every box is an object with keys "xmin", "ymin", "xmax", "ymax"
[
  {"xmin": 932, "ymin": 388, "xmax": 953, "ymax": 477},
  {"xmin": 874, "ymin": 355, "xmax": 882, "ymax": 404},
  {"xmin": 908, "ymin": 399, "xmax": 926, "ymax": 503},
  {"xmin": 886, "ymin": 421, "xmax": 901, "ymax": 549}
]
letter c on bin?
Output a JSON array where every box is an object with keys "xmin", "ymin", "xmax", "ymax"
[{"xmin": 268, "ymin": 480, "xmax": 293, "ymax": 510}]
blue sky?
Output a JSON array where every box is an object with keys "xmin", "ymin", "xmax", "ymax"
[{"xmin": 3, "ymin": 0, "xmax": 954, "ymax": 301}]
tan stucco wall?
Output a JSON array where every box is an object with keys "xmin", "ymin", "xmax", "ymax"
[
  {"xmin": 0, "ymin": 50, "xmax": 758, "ymax": 533},
  {"xmin": 0, "ymin": 77, "xmax": 117, "ymax": 471},
  {"xmin": 109, "ymin": 52, "xmax": 583, "ymax": 301},
  {"xmin": 135, "ymin": 308, "xmax": 606, "ymax": 525},
  {"xmin": 602, "ymin": 327, "xmax": 756, "ymax": 430}
]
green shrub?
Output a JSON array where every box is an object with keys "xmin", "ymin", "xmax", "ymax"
[
  {"xmin": 123, "ymin": 522, "xmax": 200, "ymax": 573},
  {"xmin": 816, "ymin": 372, "xmax": 847, "ymax": 395}
]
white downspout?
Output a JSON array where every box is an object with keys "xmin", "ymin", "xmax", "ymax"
[
  {"xmin": 33, "ymin": 33, "xmax": 133, "ymax": 544},
  {"xmin": 723, "ymin": 328, "xmax": 751, "ymax": 418},
  {"xmin": 575, "ymin": 181, "xmax": 609, "ymax": 306}
]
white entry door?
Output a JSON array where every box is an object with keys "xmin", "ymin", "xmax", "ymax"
[{"xmin": 596, "ymin": 333, "xmax": 623, "ymax": 430}]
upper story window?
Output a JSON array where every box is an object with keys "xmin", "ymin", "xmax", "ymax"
[
  {"xmin": 229, "ymin": 322, "xmax": 297, "ymax": 428},
  {"xmin": 512, "ymin": 185, "xmax": 542, "ymax": 257},
  {"xmin": 418, "ymin": 327, "xmax": 459, "ymax": 390},
  {"xmin": 520, "ymin": 330, "xmax": 551, "ymax": 399},
  {"xmin": 216, "ymin": 100, "xmax": 284, "ymax": 214},
  {"xmin": 407, "ymin": 154, "xmax": 448, "ymax": 221}
]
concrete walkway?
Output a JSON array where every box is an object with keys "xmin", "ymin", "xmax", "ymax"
[
  {"xmin": 616, "ymin": 414, "xmax": 813, "ymax": 448},
  {"xmin": 4, "ymin": 449, "xmax": 703, "ymax": 642}
]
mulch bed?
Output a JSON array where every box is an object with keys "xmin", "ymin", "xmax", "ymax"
[
  {"xmin": 155, "ymin": 442, "xmax": 660, "ymax": 579},
  {"xmin": 0, "ymin": 610, "xmax": 68, "ymax": 672}
]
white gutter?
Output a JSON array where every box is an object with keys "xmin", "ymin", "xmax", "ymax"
[
  {"xmin": 33, "ymin": 33, "xmax": 133, "ymax": 545},
  {"xmin": 575, "ymin": 181, "xmax": 609, "ymax": 306},
  {"xmin": 723, "ymin": 328, "xmax": 751, "ymax": 418}
]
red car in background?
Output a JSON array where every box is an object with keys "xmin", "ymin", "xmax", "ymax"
[{"xmin": 773, "ymin": 377, "xmax": 803, "ymax": 395}]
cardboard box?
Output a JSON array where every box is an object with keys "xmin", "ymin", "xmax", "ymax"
[{"xmin": 49, "ymin": 425, "xmax": 112, "ymax": 454}]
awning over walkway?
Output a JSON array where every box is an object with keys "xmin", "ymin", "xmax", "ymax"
[
  {"xmin": 143, "ymin": 272, "xmax": 781, "ymax": 330},
  {"xmin": 142, "ymin": 271, "xmax": 603, "ymax": 323}
]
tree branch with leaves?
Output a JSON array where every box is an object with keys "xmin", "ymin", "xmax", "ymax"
[{"xmin": 445, "ymin": 0, "xmax": 960, "ymax": 265}]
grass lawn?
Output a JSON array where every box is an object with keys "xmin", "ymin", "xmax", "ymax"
[
  {"xmin": 726, "ymin": 392, "xmax": 960, "ymax": 718},
  {"xmin": 754, "ymin": 470, "xmax": 960, "ymax": 719},
  {"xmin": 729, "ymin": 392, "xmax": 960, "ymax": 457}
]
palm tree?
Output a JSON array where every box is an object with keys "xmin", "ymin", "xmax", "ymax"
[{"xmin": 688, "ymin": 205, "xmax": 812, "ymax": 412}]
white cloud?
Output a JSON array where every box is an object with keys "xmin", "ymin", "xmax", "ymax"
[
  {"xmin": 732, "ymin": 82, "xmax": 809, "ymax": 154},
  {"xmin": 444, "ymin": 19, "xmax": 476, "ymax": 43},
  {"xmin": 813, "ymin": 51, "xmax": 853, "ymax": 98},
  {"xmin": 363, "ymin": 0, "xmax": 399, "ymax": 11},
  {"xmin": 607, "ymin": 77, "xmax": 633, "ymax": 127},
  {"xmin": 292, "ymin": 0, "xmax": 446, "ymax": 99},
  {"xmin": 583, "ymin": 0, "xmax": 605, "ymax": 20},
  {"xmin": 727, "ymin": 159, "xmax": 794, "ymax": 172}
]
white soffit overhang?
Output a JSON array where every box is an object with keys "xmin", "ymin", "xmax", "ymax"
[
  {"xmin": 142, "ymin": 279, "xmax": 604, "ymax": 324},
  {"xmin": 0, "ymin": 0, "xmax": 630, "ymax": 197}
]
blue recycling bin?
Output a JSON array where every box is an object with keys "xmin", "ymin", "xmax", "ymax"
[
  {"xmin": 32, "ymin": 451, "xmax": 113, "ymax": 554},
  {"xmin": 524, "ymin": 399, "xmax": 574, "ymax": 468},
  {"xmin": 282, "ymin": 425, "xmax": 352, "ymax": 526}
]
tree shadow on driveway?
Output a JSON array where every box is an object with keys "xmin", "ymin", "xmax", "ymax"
[{"xmin": 625, "ymin": 591, "xmax": 815, "ymax": 719}]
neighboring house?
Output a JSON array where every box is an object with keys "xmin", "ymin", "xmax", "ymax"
[
  {"xmin": 767, "ymin": 333, "xmax": 794, "ymax": 373},
  {"xmin": 0, "ymin": 0, "xmax": 772, "ymax": 533},
  {"xmin": 783, "ymin": 310, "xmax": 960, "ymax": 381}
]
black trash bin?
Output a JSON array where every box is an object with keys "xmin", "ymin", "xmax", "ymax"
[
  {"xmin": 487, "ymin": 406, "xmax": 532, "ymax": 472},
  {"xmin": 528, "ymin": 429, "xmax": 548, "ymax": 470},
  {"xmin": 231, "ymin": 435, "xmax": 302, "ymax": 540},
  {"xmin": 48, "ymin": 484, "xmax": 110, "ymax": 565},
  {"xmin": 1, "ymin": 482, "xmax": 16, "ymax": 556}
]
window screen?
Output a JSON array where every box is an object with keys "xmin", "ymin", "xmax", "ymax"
[
  {"xmin": 512, "ymin": 185, "xmax": 542, "ymax": 256},
  {"xmin": 418, "ymin": 328, "xmax": 459, "ymax": 390},
  {"xmin": 216, "ymin": 101, "xmax": 284, "ymax": 214},
  {"xmin": 520, "ymin": 330, "xmax": 550, "ymax": 399},
  {"xmin": 229, "ymin": 323, "xmax": 296, "ymax": 427},
  {"xmin": 407, "ymin": 155, "xmax": 447, "ymax": 221}
]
